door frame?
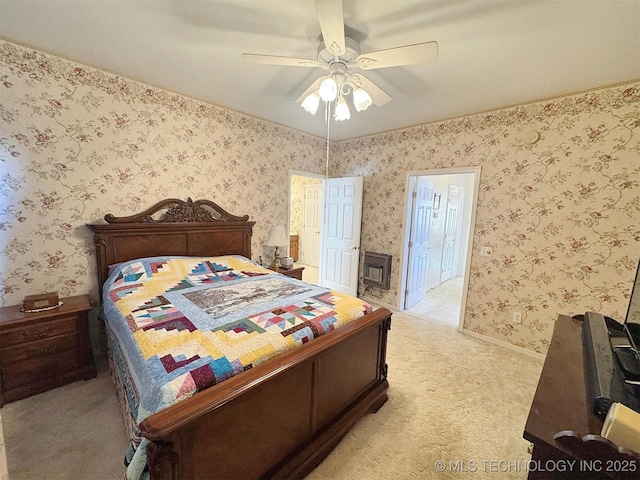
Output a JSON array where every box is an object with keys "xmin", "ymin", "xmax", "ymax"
[
  {"xmin": 398, "ymin": 166, "xmax": 481, "ymax": 332},
  {"xmin": 288, "ymin": 169, "xmax": 326, "ymax": 267}
]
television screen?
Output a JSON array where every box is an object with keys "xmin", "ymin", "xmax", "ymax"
[
  {"xmin": 583, "ymin": 260, "xmax": 640, "ymax": 419},
  {"xmin": 624, "ymin": 259, "xmax": 640, "ymax": 354}
]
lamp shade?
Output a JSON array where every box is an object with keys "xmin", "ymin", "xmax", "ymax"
[{"xmin": 265, "ymin": 225, "xmax": 288, "ymax": 247}]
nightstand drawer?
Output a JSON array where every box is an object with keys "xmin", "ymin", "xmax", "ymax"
[
  {"xmin": 2, "ymin": 349, "xmax": 79, "ymax": 391},
  {"xmin": 1, "ymin": 333, "xmax": 77, "ymax": 364},
  {"xmin": 0, "ymin": 315, "xmax": 77, "ymax": 348}
]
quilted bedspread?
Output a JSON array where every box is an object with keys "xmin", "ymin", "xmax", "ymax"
[{"xmin": 103, "ymin": 255, "xmax": 372, "ymax": 426}]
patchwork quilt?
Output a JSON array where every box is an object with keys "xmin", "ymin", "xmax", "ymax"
[{"xmin": 102, "ymin": 255, "xmax": 372, "ymax": 480}]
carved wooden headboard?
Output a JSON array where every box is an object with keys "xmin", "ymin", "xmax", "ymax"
[{"xmin": 86, "ymin": 198, "xmax": 255, "ymax": 295}]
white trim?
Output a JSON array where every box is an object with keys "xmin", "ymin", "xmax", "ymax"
[
  {"xmin": 457, "ymin": 168, "xmax": 481, "ymax": 333},
  {"xmin": 370, "ymin": 303, "xmax": 545, "ymax": 360},
  {"xmin": 462, "ymin": 329, "xmax": 546, "ymax": 360},
  {"xmin": 288, "ymin": 169, "xmax": 326, "ymax": 180},
  {"xmin": 397, "ymin": 176, "xmax": 414, "ymax": 311}
]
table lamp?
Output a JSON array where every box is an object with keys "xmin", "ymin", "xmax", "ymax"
[{"xmin": 265, "ymin": 224, "xmax": 288, "ymax": 271}]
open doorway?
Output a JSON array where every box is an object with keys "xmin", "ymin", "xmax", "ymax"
[
  {"xmin": 288, "ymin": 172, "xmax": 365, "ymax": 296},
  {"xmin": 288, "ymin": 171, "xmax": 324, "ymax": 285},
  {"xmin": 399, "ymin": 167, "xmax": 480, "ymax": 331}
]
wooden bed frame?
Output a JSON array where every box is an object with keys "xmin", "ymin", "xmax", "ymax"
[{"xmin": 86, "ymin": 198, "xmax": 392, "ymax": 480}]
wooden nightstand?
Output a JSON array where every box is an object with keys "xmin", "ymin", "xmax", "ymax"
[
  {"xmin": 0, "ymin": 294, "xmax": 97, "ymax": 405},
  {"xmin": 270, "ymin": 266, "xmax": 305, "ymax": 280}
]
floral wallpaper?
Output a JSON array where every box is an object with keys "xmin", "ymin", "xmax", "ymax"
[
  {"xmin": 1, "ymin": 39, "xmax": 638, "ymax": 354},
  {"xmin": 0, "ymin": 40, "xmax": 326, "ymax": 308},
  {"xmin": 334, "ymin": 82, "xmax": 640, "ymax": 353}
]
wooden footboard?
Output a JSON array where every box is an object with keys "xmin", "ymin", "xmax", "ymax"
[
  {"xmin": 141, "ymin": 307, "xmax": 392, "ymax": 480},
  {"xmin": 87, "ymin": 199, "xmax": 392, "ymax": 479}
]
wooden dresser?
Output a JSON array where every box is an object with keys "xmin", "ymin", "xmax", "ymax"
[
  {"xmin": 0, "ymin": 294, "xmax": 97, "ymax": 405},
  {"xmin": 523, "ymin": 315, "xmax": 640, "ymax": 479}
]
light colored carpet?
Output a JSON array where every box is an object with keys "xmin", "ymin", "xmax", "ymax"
[
  {"xmin": 296, "ymin": 262, "xmax": 319, "ymax": 285},
  {"xmin": 405, "ymin": 276, "xmax": 465, "ymax": 329},
  {"xmin": 1, "ymin": 356, "xmax": 128, "ymax": 479},
  {"xmin": 306, "ymin": 310, "xmax": 543, "ymax": 480},
  {"xmin": 0, "ymin": 281, "xmax": 543, "ymax": 479}
]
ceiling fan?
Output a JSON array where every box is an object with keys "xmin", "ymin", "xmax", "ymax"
[{"xmin": 242, "ymin": 0, "xmax": 438, "ymax": 121}]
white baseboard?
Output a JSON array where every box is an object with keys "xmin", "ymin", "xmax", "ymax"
[
  {"xmin": 362, "ymin": 294, "xmax": 545, "ymax": 360},
  {"xmin": 462, "ymin": 329, "xmax": 546, "ymax": 360}
]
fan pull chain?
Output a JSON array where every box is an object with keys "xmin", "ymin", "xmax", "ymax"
[{"xmin": 325, "ymin": 101, "xmax": 331, "ymax": 178}]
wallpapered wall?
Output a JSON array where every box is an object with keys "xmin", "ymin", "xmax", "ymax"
[
  {"xmin": 1, "ymin": 40, "xmax": 638, "ymax": 353},
  {"xmin": 0, "ymin": 40, "xmax": 326, "ymax": 307},
  {"xmin": 333, "ymin": 82, "xmax": 640, "ymax": 352}
]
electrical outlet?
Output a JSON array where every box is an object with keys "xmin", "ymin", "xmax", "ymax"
[
  {"xmin": 513, "ymin": 311, "xmax": 523, "ymax": 324},
  {"xmin": 480, "ymin": 246, "xmax": 493, "ymax": 257}
]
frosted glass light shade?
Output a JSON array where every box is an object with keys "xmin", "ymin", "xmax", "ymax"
[
  {"xmin": 301, "ymin": 92, "xmax": 320, "ymax": 114},
  {"xmin": 334, "ymin": 97, "xmax": 350, "ymax": 121},
  {"xmin": 353, "ymin": 88, "xmax": 372, "ymax": 112},
  {"xmin": 318, "ymin": 77, "xmax": 338, "ymax": 102}
]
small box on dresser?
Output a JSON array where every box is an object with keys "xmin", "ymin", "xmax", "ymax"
[{"xmin": 0, "ymin": 294, "xmax": 97, "ymax": 405}]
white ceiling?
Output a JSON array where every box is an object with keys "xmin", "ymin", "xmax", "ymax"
[{"xmin": 1, "ymin": 0, "xmax": 639, "ymax": 141}]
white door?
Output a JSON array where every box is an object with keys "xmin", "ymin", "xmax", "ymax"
[
  {"xmin": 320, "ymin": 176, "xmax": 363, "ymax": 297},
  {"xmin": 425, "ymin": 189, "xmax": 446, "ymax": 290},
  {"xmin": 441, "ymin": 185, "xmax": 461, "ymax": 283},
  {"xmin": 405, "ymin": 177, "xmax": 434, "ymax": 309},
  {"xmin": 302, "ymin": 184, "xmax": 322, "ymax": 267}
]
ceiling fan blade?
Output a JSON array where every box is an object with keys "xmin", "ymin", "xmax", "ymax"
[
  {"xmin": 315, "ymin": 0, "xmax": 345, "ymax": 56},
  {"xmin": 295, "ymin": 77, "xmax": 324, "ymax": 103},
  {"xmin": 349, "ymin": 74, "xmax": 392, "ymax": 106},
  {"xmin": 242, "ymin": 53, "xmax": 321, "ymax": 68},
  {"xmin": 355, "ymin": 41, "xmax": 439, "ymax": 70}
]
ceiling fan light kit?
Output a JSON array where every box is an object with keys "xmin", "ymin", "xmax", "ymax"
[
  {"xmin": 243, "ymin": 0, "xmax": 438, "ymax": 122},
  {"xmin": 319, "ymin": 76, "xmax": 339, "ymax": 102},
  {"xmin": 353, "ymin": 88, "xmax": 372, "ymax": 112},
  {"xmin": 334, "ymin": 96, "xmax": 351, "ymax": 121},
  {"xmin": 301, "ymin": 92, "xmax": 321, "ymax": 114}
]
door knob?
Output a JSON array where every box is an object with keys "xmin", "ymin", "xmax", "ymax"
[{"xmin": 352, "ymin": 245, "xmax": 359, "ymax": 250}]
